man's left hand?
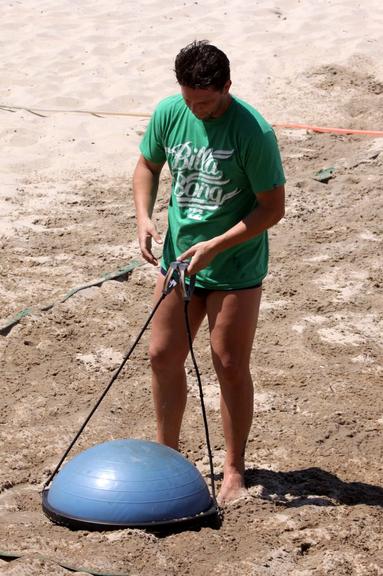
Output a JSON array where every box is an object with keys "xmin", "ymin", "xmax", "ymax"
[{"xmin": 178, "ymin": 240, "xmax": 218, "ymax": 275}]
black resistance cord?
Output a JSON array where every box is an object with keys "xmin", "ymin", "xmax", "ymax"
[{"xmin": 43, "ymin": 261, "xmax": 217, "ymax": 506}]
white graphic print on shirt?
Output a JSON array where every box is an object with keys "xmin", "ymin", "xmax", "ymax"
[{"xmin": 166, "ymin": 142, "xmax": 240, "ymax": 220}]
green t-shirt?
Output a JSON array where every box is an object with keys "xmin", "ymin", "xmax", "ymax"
[{"xmin": 140, "ymin": 94, "xmax": 285, "ymax": 289}]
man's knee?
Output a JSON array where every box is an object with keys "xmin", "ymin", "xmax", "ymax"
[
  {"xmin": 149, "ymin": 340, "xmax": 188, "ymax": 371},
  {"xmin": 212, "ymin": 351, "xmax": 250, "ymax": 383}
]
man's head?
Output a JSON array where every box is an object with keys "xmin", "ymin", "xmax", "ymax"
[
  {"xmin": 175, "ymin": 40, "xmax": 230, "ymax": 91},
  {"xmin": 175, "ymin": 40, "xmax": 232, "ymax": 120}
]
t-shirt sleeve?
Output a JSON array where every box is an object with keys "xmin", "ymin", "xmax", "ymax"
[
  {"xmin": 139, "ymin": 104, "xmax": 167, "ymax": 164},
  {"xmin": 244, "ymin": 128, "xmax": 286, "ymax": 194}
]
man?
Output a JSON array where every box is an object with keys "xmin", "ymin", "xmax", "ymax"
[{"xmin": 133, "ymin": 41, "xmax": 285, "ymax": 505}]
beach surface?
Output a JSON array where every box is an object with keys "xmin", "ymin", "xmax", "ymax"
[{"xmin": 1, "ymin": 1, "xmax": 382, "ymax": 574}]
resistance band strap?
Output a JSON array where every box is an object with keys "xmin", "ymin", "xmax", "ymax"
[{"xmin": 162, "ymin": 260, "xmax": 195, "ymax": 300}]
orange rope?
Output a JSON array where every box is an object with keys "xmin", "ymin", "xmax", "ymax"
[{"xmin": 273, "ymin": 122, "xmax": 383, "ymax": 137}]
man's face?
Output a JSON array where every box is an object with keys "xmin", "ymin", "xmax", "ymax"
[{"xmin": 181, "ymin": 82, "xmax": 231, "ymax": 120}]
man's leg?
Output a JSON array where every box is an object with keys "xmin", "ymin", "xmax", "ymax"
[
  {"xmin": 149, "ymin": 273, "xmax": 207, "ymax": 450},
  {"xmin": 206, "ymin": 286, "xmax": 262, "ymax": 504}
]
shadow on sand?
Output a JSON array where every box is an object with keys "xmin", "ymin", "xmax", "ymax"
[{"xmin": 243, "ymin": 467, "xmax": 383, "ymax": 508}]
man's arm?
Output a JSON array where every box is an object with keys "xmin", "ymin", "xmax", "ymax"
[
  {"xmin": 133, "ymin": 155, "xmax": 165, "ymax": 265},
  {"xmin": 179, "ymin": 184, "xmax": 285, "ymax": 274}
]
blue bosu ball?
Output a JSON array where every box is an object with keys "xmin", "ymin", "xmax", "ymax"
[{"xmin": 42, "ymin": 439, "xmax": 215, "ymax": 529}]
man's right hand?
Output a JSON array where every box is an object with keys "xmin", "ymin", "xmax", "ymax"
[
  {"xmin": 133, "ymin": 155, "xmax": 165, "ymax": 266},
  {"xmin": 137, "ymin": 219, "xmax": 163, "ymax": 265}
]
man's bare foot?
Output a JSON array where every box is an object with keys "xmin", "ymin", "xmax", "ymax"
[{"xmin": 217, "ymin": 470, "xmax": 249, "ymax": 506}]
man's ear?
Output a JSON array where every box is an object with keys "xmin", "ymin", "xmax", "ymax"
[{"xmin": 223, "ymin": 80, "xmax": 232, "ymax": 94}]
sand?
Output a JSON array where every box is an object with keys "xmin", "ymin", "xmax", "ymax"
[{"xmin": 1, "ymin": 1, "xmax": 383, "ymax": 574}]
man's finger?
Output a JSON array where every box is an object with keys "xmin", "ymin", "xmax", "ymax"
[
  {"xmin": 178, "ymin": 248, "xmax": 193, "ymax": 261},
  {"xmin": 142, "ymin": 249, "xmax": 158, "ymax": 265}
]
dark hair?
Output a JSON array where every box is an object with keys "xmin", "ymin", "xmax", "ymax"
[{"xmin": 174, "ymin": 40, "xmax": 230, "ymax": 91}]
